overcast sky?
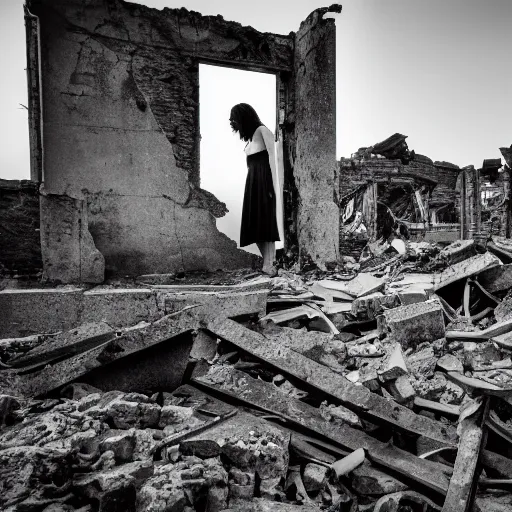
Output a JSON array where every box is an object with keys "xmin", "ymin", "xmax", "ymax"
[{"xmin": 1, "ymin": 0, "xmax": 511, "ymax": 250}]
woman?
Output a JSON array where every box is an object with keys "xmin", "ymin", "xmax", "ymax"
[{"xmin": 229, "ymin": 103, "xmax": 280, "ymax": 275}]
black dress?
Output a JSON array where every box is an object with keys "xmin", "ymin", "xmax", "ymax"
[{"xmin": 240, "ymin": 149, "xmax": 280, "ymax": 247}]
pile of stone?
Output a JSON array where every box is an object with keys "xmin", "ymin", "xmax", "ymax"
[{"xmin": 2, "ymin": 240, "xmax": 512, "ymax": 511}]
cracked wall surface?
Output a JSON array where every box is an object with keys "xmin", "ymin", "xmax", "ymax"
[
  {"xmin": 0, "ymin": 180, "xmax": 42, "ymax": 277},
  {"xmin": 27, "ymin": 0, "xmax": 296, "ymax": 276}
]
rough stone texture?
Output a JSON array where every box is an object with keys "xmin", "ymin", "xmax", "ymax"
[
  {"xmin": 351, "ymin": 461, "xmax": 408, "ymax": 496},
  {"xmin": 377, "ymin": 300, "xmax": 445, "ymax": 350},
  {"xmin": 161, "ymin": 289, "xmax": 268, "ymax": 321},
  {"xmin": 40, "ymin": 191, "xmax": 104, "ymax": 284},
  {"xmin": 0, "ymin": 446, "xmax": 74, "ymax": 509},
  {"xmin": 0, "ymin": 179, "xmax": 42, "ymax": 276},
  {"xmin": 302, "ymin": 463, "xmax": 327, "ymax": 492},
  {"xmin": 0, "ymin": 287, "xmax": 267, "ymax": 338},
  {"xmin": 0, "ymin": 287, "xmax": 84, "ymax": 338},
  {"xmin": 136, "ymin": 457, "xmax": 228, "ymax": 512},
  {"xmin": 292, "ymin": 8, "xmax": 339, "ymax": 268},
  {"xmin": 27, "ymin": 0, "xmax": 294, "ymax": 275}
]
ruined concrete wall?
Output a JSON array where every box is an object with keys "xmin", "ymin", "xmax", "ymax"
[
  {"xmin": 0, "ymin": 179, "xmax": 42, "ymax": 277},
  {"xmin": 290, "ymin": 7, "xmax": 340, "ymax": 268},
  {"xmin": 28, "ymin": 0, "xmax": 294, "ymax": 276}
]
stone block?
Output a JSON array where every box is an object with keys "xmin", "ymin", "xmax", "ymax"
[
  {"xmin": 406, "ymin": 346, "xmax": 437, "ymax": 379},
  {"xmin": 437, "ymin": 354, "xmax": 464, "ymax": 373},
  {"xmin": 351, "ymin": 462, "xmax": 408, "ymax": 496},
  {"xmin": 40, "ymin": 191, "xmax": 104, "ymax": 284},
  {"xmin": 81, "ymin": 288, "xmax": 160, "ymax": 327},
  {"xmin": 378, "ymin": 344, "xmax": 408, "ymax": 382},
  {"xmin": 190, "ymin": 330, "xmax": 218, "ymax": 361},
  {"xmin": 0, "ymin": 287, "xmax": 83, "ymax": 338},
  {"xmin": 386, "ymin": 375, "xmax": 416, "ymax": 406},
  {"xmin": 303, "ymin": 463, "xmax": 328, "ymax": 492},
  {"xmin": 377, "ymin": 300, "xmax": 445, "ymax": 350},
  {"xmin": 161, "ymin": 289, "xmax": 268, "ymax": 320}
]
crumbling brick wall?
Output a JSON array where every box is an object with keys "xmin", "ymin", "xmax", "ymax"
[{"xmin": 0, "ymin": 179, "xmax": 42, "ymax": 277}]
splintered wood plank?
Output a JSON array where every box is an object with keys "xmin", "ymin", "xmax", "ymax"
[
  {"xmin": 194, "ymin": 366, "xmax": 453, "ymax": 495},
  {"xmin": 442, "ymin": 398, "xmax": 489, "ymax": 512},
  {"xmin": 206, "ymin": 319, "xmax": 457, "ymax": 446}
]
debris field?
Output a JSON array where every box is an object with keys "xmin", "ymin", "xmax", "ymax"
[{"xmin": 3, "ymin": 240, "xmax": 512, "ymax": 511}]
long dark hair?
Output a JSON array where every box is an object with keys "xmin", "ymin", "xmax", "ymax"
[{"xmin": 230, "ymin": 103, "xmax": 264, "ymax": 142}]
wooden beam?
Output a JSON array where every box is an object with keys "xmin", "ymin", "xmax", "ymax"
[
  {"xmin": 193, "ymin": 367, "xmax": 453, "ymax": 495},
  {"xmin": 206, "ymin": 319, "xmax": 457, "ymax": 446}
]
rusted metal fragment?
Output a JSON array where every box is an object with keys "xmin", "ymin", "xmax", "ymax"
[
  {"xmin": 442, "ymin": 398, "xmax": 489, "ymax": 512},
  {"xmin": 20, "ymin": 312, "xmax": 200, "ymax": 397},
  {"xmin": 206, "ymin": 319, "xmax": 457, "ymax": 446},
  {"xmin": 194, "ymin": 366, "xmax": 453, "ymax": 494}
]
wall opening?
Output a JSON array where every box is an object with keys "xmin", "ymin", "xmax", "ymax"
[{"xmin": 199, "ymin": 63, "xmax": 281, "ymax": 256}]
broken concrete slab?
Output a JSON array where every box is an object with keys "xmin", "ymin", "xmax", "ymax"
[
  {"xmin": 161, "ymin": 289, "xmax": 268, "ymax": 321},
  {"xmin": 439, "ymin": 240, "xmax": 476, "ymax": 265},
  {"xmin": 433, "ymin": 252, "xmax": 502, "ymax": 292},
  {"xmin": 351, "ymin": 292, "xmax": 401, "ymax": 320},
  {"xmin": 82, "ymin": 288, "xmax": 160, "ymax": 327},
  {"xmin": 478, "ymin": 264, "xmax": 512, "ymax": 294},
  {"xmin": 20, "ymin": 312, "xmax": 199, "ymax": 397},
  {"xmin": 8, "ymin": 322, "xmax": 115, "ymax": 370},
  {"xmin": 0, "ymin": 287, "xmax": 84, "ymax": 338},
  {"xmin": 378, "ymin": 300, "xmax": 445, "ymax": 350},
  {"xmin": 206, "ymin": 319, "xmax": 457, "ymax": 445},
  {"xmin": 40, "ymin": 191, "xmax": 104, "ymax": 284},
  {"xmin": 437, "ymin": 354, "xmax": 464, "ymax": 374},
  {"xmin": 195, "ymin": 365, "xmax": 453, "ymax": 494}
]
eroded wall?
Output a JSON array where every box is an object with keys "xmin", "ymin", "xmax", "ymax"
[{"xmin": 27, "ymin": 0, "xmax": 295, "ymax": 275}]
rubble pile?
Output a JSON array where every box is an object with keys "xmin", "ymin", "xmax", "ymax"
[{"xmin": 3, "ymin": 243, "xmax": 512, "ymax": 510}]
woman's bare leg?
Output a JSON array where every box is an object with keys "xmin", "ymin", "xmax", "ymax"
[{"xmin": 257, "ymin": 242, "xmax": 276, "ymax": 273}]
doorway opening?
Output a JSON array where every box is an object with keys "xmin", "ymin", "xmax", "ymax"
[{"xmin": 199, "ymin": 63, "xmax": 282, "ymax": 256}]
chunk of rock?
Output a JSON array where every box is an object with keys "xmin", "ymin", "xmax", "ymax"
[
  {"xmin": 386, "ymin": 375, "xmax": 416, "ymax": 405},
  {"xmin": 100, "ymin": 430, "xmax": 136, "ymax": 463},
  {"xmin": 159, "ymin": 405, "xmax": 194, "ymax": 429},
  {"xmin": 378, "ymin": 344, "xmax": 408, "ymax": 382},
  {"xmin": 303, "ymin": 463, "xmax": 328, "ymax": 492},
  {"xmin": 377, "ymin": 300, "xmax": 445, "ymax": 350},
  {"xmin": 319, "ymin": 401, "xmax": 362, "ymax": 428},
  {"xmin": 87, "ymin": 394, "xmax": 161, "ymax": 429},
  {"xmin": 73, "ymin": 460, "xmax": 153, "ymax": 510},
  {"xmin": 406, "ymin": 346, "xmax": 436, "ymax": 379},
  {"xmin": 0, "ymin": 446, "xmax": 73, "ymax": 509},
  {"xmin": 351, "ymin": 462, "xmax": 408, "ymax": 496},
  {"xmin": 411, "ymin": 372, "xmax": 447, "ymax": 401},
  {"xmin": 494, "ymin": 292, "xmax": 512, "ymax": 323},
  {"xmin": 136, "ymin": 457, "xmax": 228, "ymax": 512},
  {"xmin": 437, "ymin": 354, "xmax": 464, "ymax": 373},
  {"xmin": 60, "ymin": 382, "xmax": 103, "ymax": 400},
  {"xmin": 440, "ymin": 381, "xmax": 465, "ymax": 405}
]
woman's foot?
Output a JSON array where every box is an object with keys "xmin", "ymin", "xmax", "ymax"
[{"xmin": 261, "ymin": 264, "xmax": 278, "ymax": 277}]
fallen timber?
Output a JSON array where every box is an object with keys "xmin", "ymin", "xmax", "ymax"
[
  {"xmin": 193, "ymin": 366, "xmax": 453, "ymax": 496},
  {"xmin": 206, "ymin": 318, "xmax": 457, "ymax": 446},
  {"xmin": 442, "ymin": 398, "xmax": 490, "ymax": 512}
]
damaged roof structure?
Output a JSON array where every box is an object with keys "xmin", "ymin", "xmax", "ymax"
[{"xmin": 2, "ymin": 1, "xmax": 512, "ymax": 512}]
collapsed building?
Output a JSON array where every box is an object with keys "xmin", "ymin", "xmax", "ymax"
[{"xmin": 2, "ymin": 1, "xmax": 512, "ymax": 512}]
